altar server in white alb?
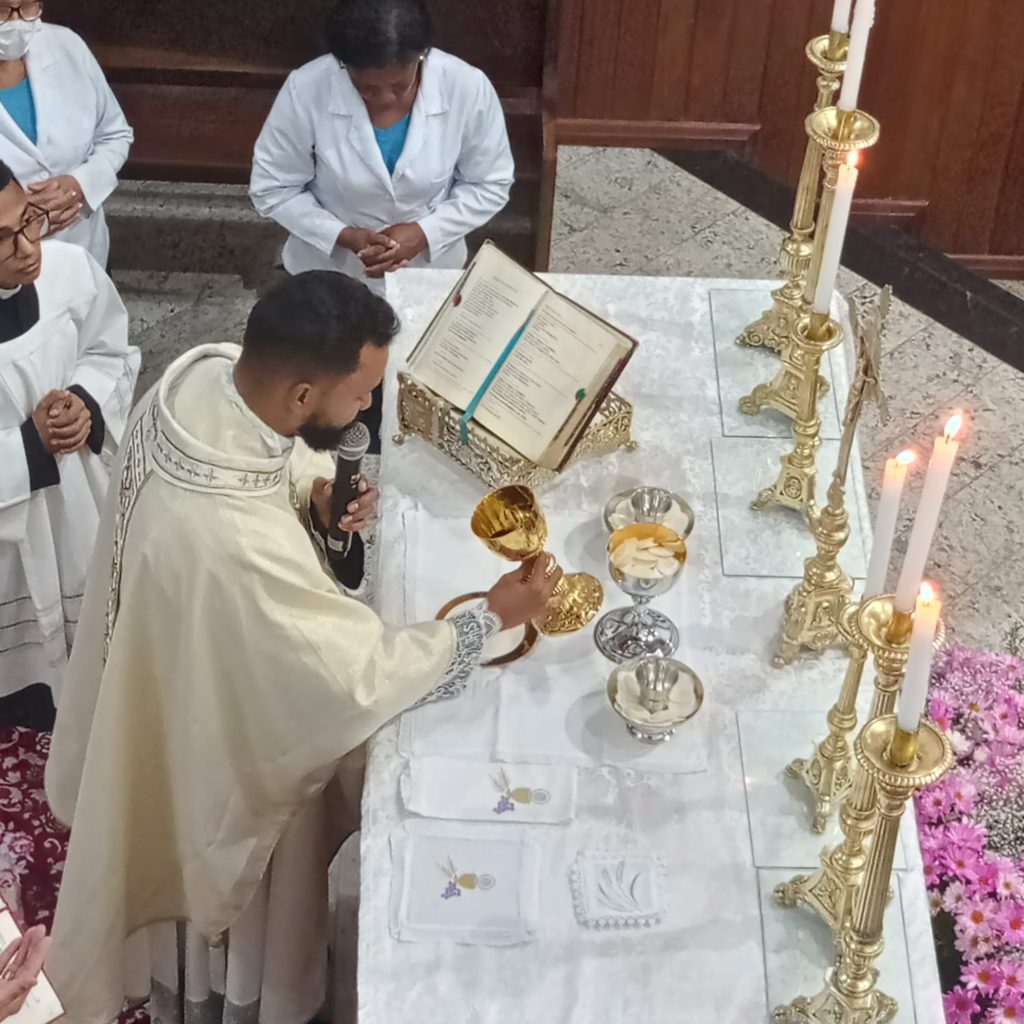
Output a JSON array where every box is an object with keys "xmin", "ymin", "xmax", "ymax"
[
  {"xmin": 250, "ymin": 0, "xmax": 513, "ymax": 290},
  {"xmin": 0, "ymin": 3, "xmax": 133, "ymax": 266},
  {"xmin": 0, "ymin": 158, "xmax": 138, "ymax": 700},
  {"xmin": 45, "ymin": 271, "xmax": 559, "ymax": 1024}
]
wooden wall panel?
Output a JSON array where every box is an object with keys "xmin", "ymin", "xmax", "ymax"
[
  {"xmin": 558, "ymin": 0, "xmax": 1024, "ymax": 272},
  {"xmin": 648, "ymin": 1, "xmax": 698, "ymax": 122}
]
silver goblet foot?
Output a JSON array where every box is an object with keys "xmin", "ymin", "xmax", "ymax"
[{"xmin": 594, "ymin": 606, "xmax": 679, "ymax": 662}]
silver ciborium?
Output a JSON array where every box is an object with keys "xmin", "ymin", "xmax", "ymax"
[
  {"xmin": 607, "ymin": 656, "xmax": 704, "ymax": 743},
  {"xmin": 602, "ymin": 485, "xmax": 695, "ymax": 537},
  {"xmin": 594, "ymin": 522, "xmax": 687, "ymax": 662}
]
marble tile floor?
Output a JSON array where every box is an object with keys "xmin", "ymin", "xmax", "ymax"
[
  {"xmin": 111, "ymin": 145, "xmax": 1024, "ymax": 654},
  {"xmin": 550, "ymin": 146, "xmax": 1024, "ymax": 652}
]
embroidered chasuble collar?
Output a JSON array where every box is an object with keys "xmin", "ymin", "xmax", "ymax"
[{"xmin": 151, "ymin": 344, "xmax": 292, "ymax": 495}]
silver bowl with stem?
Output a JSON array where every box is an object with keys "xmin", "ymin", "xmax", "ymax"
[
  {"xmin": 594, "ymin": 522, "xmax": 686, "ymax": 662},
  {"xmin": 603, "ymin": 485, "xmax": 695, "ymax": 537},
  {"xmin": 607, "ymin": 655, "xmax": 704, "ymax": 744}
]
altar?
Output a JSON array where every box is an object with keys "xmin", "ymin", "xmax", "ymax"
[{"xmin": 350, "ymin": 271, "xmax": 942, "ymax": 1024}]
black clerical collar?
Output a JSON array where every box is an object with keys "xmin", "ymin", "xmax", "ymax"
[{"xmin": 0, "ymin": 282, "xmax": 39, "ymax": 343}]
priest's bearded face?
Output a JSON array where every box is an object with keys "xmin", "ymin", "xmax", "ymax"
[
  {"xmin": 0, "ymin": 180, "xmax": 42, "ymax": 287},
  {"xmin": 293, "ymin": 342, "xmax": 389, "ymax": 451}
]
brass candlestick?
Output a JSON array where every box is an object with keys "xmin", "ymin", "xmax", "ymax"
[
  {"xmin": 786, "ymin": 591, "xmax": 947, "ymax": 836},
  {"xmin": 739, "ymin": 106, "xmax": 880, "ymax": 429},
  {"xmin": 738, "ymin": 32, "xmax": 848, "ymax": 354},
  {"xmin": 750, "ymin": 312, "xmax": 841, "ymax": 522},
  {"xmin": 774, "ymin": 596, "xmax": 911, "ymax": 931},
  {"xmin": 784, "ymin": 602, "xmax": 867, "ymax": 833},
  {"xmin": 773, "ymin": 716, "xmax": 953, "ymax": 1024},
  {"xmin": 774, "ymin": 289, "xmax": 889, "ymax": 666}
]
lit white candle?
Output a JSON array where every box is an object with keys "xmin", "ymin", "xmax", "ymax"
[
  {"xmin": 894, "ymin": 412, "xmax": 964, "ymax": 613},
  {"xmin": 897, "ymin": 582, "xmax": 941, "ymax": 733},
  {"xmin": 863, "ymin": 449, "xmax": 915, "ymax": 598},
  {"xmin": 838, "ymin": 0, "xmax": 876, "ymax": 111},
  {"xmin": 831, "ymin": 0, "xmax": 853, "ymax": 34},
  {"xmin": 812, "ymin": 155, "xmax": 859, "ymax": 315}
]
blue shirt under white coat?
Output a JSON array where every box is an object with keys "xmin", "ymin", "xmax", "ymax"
[{"xmin": 249, "ymin": 48, "xmax": 514, "ymax": 288}]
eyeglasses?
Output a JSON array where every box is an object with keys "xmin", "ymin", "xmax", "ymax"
[
  {"xmin": 0, "ymin": 2, "xmax": 42, "ymax": 23},
  {"xmin": 0, "ymin": 205, "xmax": 48, "ymax": 262}
]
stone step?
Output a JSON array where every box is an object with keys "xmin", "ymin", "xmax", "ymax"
[
  {"xmin": 108, "ymin": 180, "xmax": 539, "ymax": 282},
  {"xmin": 131, "ymin": 290, "xmax": 255, "ymax": 398},
  {"xmin": 114, "ymin": 269, "xmax": 253, "ymax": 335}
]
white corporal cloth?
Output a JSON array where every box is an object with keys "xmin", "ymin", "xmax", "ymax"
[
  {"xmin": 389, "ymin": 823, "xmax": 540, "ymax": 946},
  {"xmin": 401, "ymin": 757, "xmax": 577, "ymax": 824},
  {"xmin": 354, "ymin": 273, "xmax": 944, "ymax": 1024}
]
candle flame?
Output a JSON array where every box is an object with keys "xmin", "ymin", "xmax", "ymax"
[
  {"xmin": 920, "ymin": 581, "xmax": 937, "ymax": 603},
  {"xmin": 944, "ymin": 411, "xmax": 964, "ymax": 442},
  {"xmin": 896, "ymin": 449, "xmax": 915, "ymax": 466},
  {"xmin": 846, "ymin": 151, "xmax": 859, "ymax": 169}
]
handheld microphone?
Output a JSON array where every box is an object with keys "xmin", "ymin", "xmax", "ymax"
[{"xmin": 327, "ymin": 421, "xmax": 371, "ymax": 563}]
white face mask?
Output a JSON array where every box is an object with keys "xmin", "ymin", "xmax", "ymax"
[{"xmin": 0, "ymin": 19, "xmax": 39, "ymax": 61}]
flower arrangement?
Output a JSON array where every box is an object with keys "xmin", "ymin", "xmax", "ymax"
[{"xmin": 915, "ymin": 642, "xmax": 1024, "ymax": 1024}]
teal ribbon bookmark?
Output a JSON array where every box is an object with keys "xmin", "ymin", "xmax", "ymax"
[{"xmin": 459, "ymin": 310, "xmax": 536, "ymax": 445}]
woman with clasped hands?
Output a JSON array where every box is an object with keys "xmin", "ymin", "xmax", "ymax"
[
  {"xmin": 0, "ymin": 925, "xmax": 49, "ymax": 1021},
  {"xmin": 249, "ymin": 0, "xmax": 514, "ymax": 291},
  {"xmin": 0, "ymin": 2, "xmax": 133, "ymax": 266}
]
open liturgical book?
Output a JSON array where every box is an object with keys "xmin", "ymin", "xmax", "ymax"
[
  {"xmin": 406, "ymin": 242, "xmax": 637, "ymax": 470},
  {"xmin": 0, "ymin": 912, "xmax": 62, "ymax": 1024}
]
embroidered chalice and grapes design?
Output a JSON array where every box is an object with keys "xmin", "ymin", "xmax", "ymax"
[
  {"xmin": 490, "ymin": 767, "xmax": 550, "ymax": 815},
  {"xmin": 439, "ymin": 856, "xmax": 495, "ymax": 900}
]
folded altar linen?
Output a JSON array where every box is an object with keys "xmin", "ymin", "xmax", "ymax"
[
  {"xmin": 495, "ymin": 660, "xmax": 708, "ymax": 774},
  {"xmin": 390, "ymin": 822, "xmax": 540, "ymax": 946},
  {"xmin": 397, "ymin": 678, "xmax": 497, "ymax": 760},
  {"xmin": 400, "ymin": 757, "xmax": 577, "ymax": 823},
  {"xmin": 569, "ymin": 848, "xmax": 666, "ymax": 930}
]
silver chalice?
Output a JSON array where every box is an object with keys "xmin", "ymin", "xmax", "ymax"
[
  {"xmin": 607, "ymin": 655, "xmax": 704, "ymax": 744},
  {"xmin": 594, "ymin": 522, "xmax": 687, "ymax": 662}
]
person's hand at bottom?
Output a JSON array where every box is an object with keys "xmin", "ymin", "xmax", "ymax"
[
  {"xmin": 0, "ymin": 925, "xmax": 49, "ymax": 1021},
  {"xmin": 484, "ymin": 553, "xmax": 563, "ymax": 630}
]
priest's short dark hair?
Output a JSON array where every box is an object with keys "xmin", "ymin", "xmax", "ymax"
[
  {"xmin": 242, "ymin": 270, "xmax": 399, "ymax": 378},
  {"xmin": 0, "ymin": 160, "xmax": 14, "ymax": 192}
]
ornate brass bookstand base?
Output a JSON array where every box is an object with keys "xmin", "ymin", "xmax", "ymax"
[
  {"xmin": 393, "ymin": 372, "xmax": 635, "ymax": 490},
  {"xmin": 738, "ymin": 32, "xmax": 848, "ymax": 353},
  {"xmin": 773, "ymin": 717, "xmax": 953, "ymax": 1024}
]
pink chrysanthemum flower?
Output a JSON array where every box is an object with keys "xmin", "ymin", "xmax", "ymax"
[
  {"xmin": 944, "ymin": 986, "xmax": 979, "ymax": 1024},
  {"xmin": 965, "ymin": 959, "xmax": 1004, "ymax": 995}
]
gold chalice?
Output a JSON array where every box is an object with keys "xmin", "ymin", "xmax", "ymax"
[{"xmin": 471, "ymin": 486, "xmax": 604, "ymax": 636}]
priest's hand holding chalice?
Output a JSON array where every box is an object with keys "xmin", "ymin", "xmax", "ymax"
[{"xmin": 465, "ymin": 486, "xmax": 604, "ymax": 653}]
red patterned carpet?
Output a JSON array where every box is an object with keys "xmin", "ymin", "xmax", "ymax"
[
  {"xmin": 0, "ymin": 727, "xmax": 67, "ymax": 931},
  {"xmin": 0, "ymin": 724, "xmax": 148, "ymax": 1024}
]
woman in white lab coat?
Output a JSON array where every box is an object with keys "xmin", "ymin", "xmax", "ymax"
[
  {"xmin": 250, "ymin": 0, "xmax": 514, "ymax": 289},
  {"xmin": 0, "ymin": 5, "xmax": 133, "ymax": 267}
]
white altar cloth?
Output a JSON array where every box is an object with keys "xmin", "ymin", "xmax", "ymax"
[{"xmin": 351, "ymin": 273, "xmax": 943, "ymax": 1024}]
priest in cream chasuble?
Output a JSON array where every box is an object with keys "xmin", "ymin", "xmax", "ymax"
[
  {"xmin": 45, "ymin": 271, "xmax": 560, "ymax": 1024},
  {"xmin": 0, "ymin": 159, "xmax": 139, "ymax": 700}
]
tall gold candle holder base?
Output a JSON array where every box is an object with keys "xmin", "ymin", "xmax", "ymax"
[
  {"xmin": 784, "ymin": 603, "xmax": 866, "ymax": 833},
  {"xmin": 739, "ymin": 106, "xmax": 879, "ymax": 427},
  {"xmin": 773, "ymin": 716, "xmax": 953, "ymax": 1024},
  {"xmin": 751, "ymin": 313, "xmax": 841, "ymax": 522},
  {"xmin": 774, "ymin": 597, "xmax": 910, "ymax": 930},
  {"xmin": 737, "ymin": 33, "xmax": 847, "ymax": 354},
  {"xmin": 774, "ymin": 290, "xmax": 887, "ymax": 666}
]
